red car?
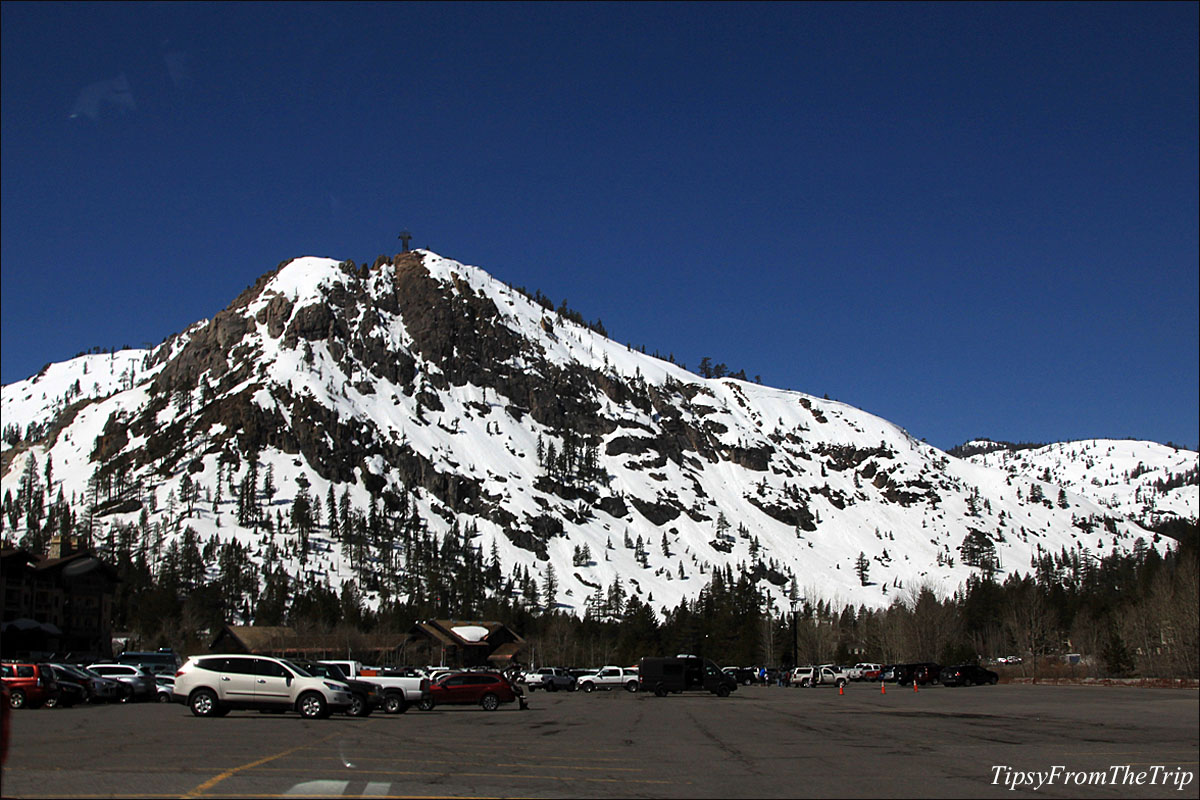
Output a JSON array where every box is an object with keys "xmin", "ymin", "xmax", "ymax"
[
  {"xmin": 420, "ymin": 671, "xmax": 523, "ymax": 711},
  {"xmin": 1, "ymin": 662, "xmax": 60, "ymax": 709}
]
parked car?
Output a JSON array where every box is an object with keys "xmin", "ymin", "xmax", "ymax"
[
  {"xmin": 848, "ymin": 663, "xmax": 883, "ymax": 681},
  {"xmin": 44, "ymin": 666, "xmax": 88, "ymax": 707},
  {"xmin": 87, "ymin": 663, "xmax": 157, "ymax": 702},
  {"xmin": 318, "ymin": 661, "xmax": 430, "ymax": 714},
  {"xmin": 524, "ymin": 667, "xmax": 576, "ymax": 692},
  {"xmin": 879, "ymin": 665, "xmax": 897, "ymax": 682},
  {"xmin": 294, "ymin": 660, "xmax": 382, "ymax": 717},
  {"xmin": 893, "ymin": 662, "xmax": 942, "ymax": 686},
  {"xmin": 2, "ymin": 662, "xmax": 60, "ymax": 709},
  {"xmin": 50, "ymin": 663, "xmax": 123, "ymax": 703},
  {"xmin": 940, "ymin": 664, "xmax": 999, "ymax": 687},
  {"xmin": 115, "ymin": 649, "xmax": 182, "ymax": 676},
  {"xmin": 421, "ymin": 671, "xmax": 523, "ymax": 711},
  {"xmin": 72, "ymin": 664, "xmax": 126, "ymax": 703},
  {"xmin": 154, "ymin": 675, "xmax": 175, "ymax": 702},
  {"xmin": 722, "ymin": 666, "xmax": 757, "ymax": 686},
  {"xmin": 173, "ymin": 655, "xmax": 353, "ymax": 718}
]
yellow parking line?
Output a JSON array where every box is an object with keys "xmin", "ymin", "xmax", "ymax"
[{"xmin": 183, "ymin": 734, "xmax": 338, "ymax": 798}]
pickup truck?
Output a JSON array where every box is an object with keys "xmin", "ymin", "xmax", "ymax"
[
  {"xmin": 319, "ymin": 661, "xmax": 431, "ymax": 713},
  {"xmin": 848, "ymin": 663, "xmax": 883, "ymax": 682},
  {"xmin": 576, "ymin": 666, "xmax": 639, "ymax": 693},
  {"xmin": 523, "ymin": 667, "xmax": 576, "ymax": 692},
  {"xmin": 793, "ymin": 665, "xmax": 850, "ymax": 688}
]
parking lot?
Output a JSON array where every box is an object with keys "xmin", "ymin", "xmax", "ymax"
[{"xmin": 2, "ymin": 683, "xmax": 1197, "ymax": 798}]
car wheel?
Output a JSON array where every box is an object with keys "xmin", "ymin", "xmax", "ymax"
[
  {"xmin": 480, "ymin": 693, "xmax": 500, "ymax": 711},
  {"xmin": 44, "ymin": 691, "xmax": 61, "ymax": 708},
  {"xmin": 654, "ymin": 684, "xmax": 668, "ymax": 697},
  {"xmin": 157, "ymin": 691, "xmax": 172, "ymax": 703},
  {"xmin": 743, "ymin": 678, "xmax": 751, "ymax": 686},
  {"xmin": 716, "ymin": 685, "xmax": 731, "ymax": 698},
  {"xmin": 417, "ymin": 698, "xmax": 435, "ymax": 711},
  {"xmin": 990, "ymin": 676, "xmax": 999, "ymax": 685},
  {"xmin": 546, "ymin": 682, "xmax": 557, "ymax": 693},
  {"xmin": 582, "ymin": 683, "xmax": 594, "ymax": 693},
  {"xmin": 189, "ymin": 689, "xmax": 221, "ymax": 717},
  {"xmin": 297, "ymin": 691, "xmax": 329, "ymax": 719},
  {"xmin": 384, "ymin": 694, "xmax": 408, "ymax": 714},
  {"xmin": 625, "ymin": 681, "xmax": 639, "ymax": 693},
  {"xmin": 347, "ymin": 694, "xmax": 369, "ymax": 717}
]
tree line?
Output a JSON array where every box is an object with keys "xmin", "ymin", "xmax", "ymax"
[{"xmin": 3, "ymin": 445, "xmax": 1195, "ymax": 677}]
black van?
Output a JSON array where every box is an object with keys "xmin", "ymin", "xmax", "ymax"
[{"xmin": 638, "ymin": 656, "xmax": 738, "ymax": 697}]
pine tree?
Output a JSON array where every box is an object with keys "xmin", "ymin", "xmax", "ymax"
[
  {"xmin": 543, "ymin": 562, "xmax": 558, "ymax": 609},
  {"xmin": 855, "ymin": 552, "xmax": 870, "ymax": 586}
]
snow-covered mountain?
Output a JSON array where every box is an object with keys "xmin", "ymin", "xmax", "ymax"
[
  {"xmin": 961, "ymin": 439, "xmax": 1196, "ymax": 527},
  {"xmin": 2, "ymin": 251, "xmax": 1195, "ymax": 616}
]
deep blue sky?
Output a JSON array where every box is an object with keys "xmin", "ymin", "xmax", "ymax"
[{"xmin": 3, "ymin": 2, "xmax": 1197, "ymax": 451}]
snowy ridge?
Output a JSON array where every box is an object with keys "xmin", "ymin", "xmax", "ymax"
[
  {"xmin": 2, "ymin": 250, "xmax": 1194, "ymax": 618},
  {"xmin": 966, "ymin": 440, "xmax": 1197, "ymax": 526}
]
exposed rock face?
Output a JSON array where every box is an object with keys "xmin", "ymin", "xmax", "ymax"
[{"xmin": 2, "ymin": 249, "xmax": 1190, "ymax": 615}]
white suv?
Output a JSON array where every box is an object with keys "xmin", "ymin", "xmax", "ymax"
[{"xmin": 173, "ymin": 655, "xmax": 353, "ymax": 718}]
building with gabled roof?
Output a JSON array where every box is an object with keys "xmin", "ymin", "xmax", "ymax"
[{"xmin": 405, "ymin": 619, "xmax": 525, "ymax": 669}]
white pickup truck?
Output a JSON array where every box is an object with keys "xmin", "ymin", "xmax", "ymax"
[
  {"xmin": 319, "ymin": 661, "xmax": 431, "ymax": 713},
  {"xmin": 793, "ymin": 664, "xmax": 850, "ymax": 688},
  {"xmin": 576, "ymin": 666, "xmax": 639, "ymax": 693}
]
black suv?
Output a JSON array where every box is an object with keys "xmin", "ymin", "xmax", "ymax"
[
  {"xmin": 639, "ymin": 656, "xmax": 738, "ymax": 697},
  {"xmin": 939, "ymin": 663, "xmax": 999, "ymax": 687},
  {"xmin": 292, "ymin": 660, "xmax": 382, "ymax": 717}
]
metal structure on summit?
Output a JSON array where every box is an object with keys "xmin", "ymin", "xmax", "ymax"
[{"xmin": 398, "ymin": 230, "xmax": 413, "ymax": 252}]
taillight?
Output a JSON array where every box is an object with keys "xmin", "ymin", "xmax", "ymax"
[{"xmin": 175, "ymin": 669, "xmax": 184, "ymax": 678}]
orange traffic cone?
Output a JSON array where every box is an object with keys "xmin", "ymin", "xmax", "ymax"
[
  {"xmin": 880, "ymin": 681, "xmax": 886, "ymax": 695},
  {"xmin": 838, "ymin": 684, "xmax": 844, "ymax": 696},
  {"xmin": 913, "ymin": 679, "xmax": 919, "ymax": 693}
]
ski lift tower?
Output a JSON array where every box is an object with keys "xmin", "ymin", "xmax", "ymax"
[{"xmin": 398, "ymin": 230, "xmax": 413, "ymax": 253}]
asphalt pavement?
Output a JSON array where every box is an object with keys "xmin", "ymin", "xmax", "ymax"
[{"xmin": 2, "ymin": 683, "xmax": 1196, "ymax": 798}]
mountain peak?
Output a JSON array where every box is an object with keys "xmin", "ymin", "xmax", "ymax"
[{"xmin": 2, "ymin": 250, "xmax": 1195, "ymax": 619}]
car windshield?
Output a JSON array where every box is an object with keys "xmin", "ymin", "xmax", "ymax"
[{"xmin": 279, "ymin": 659, "xmax": 313, "ymax": 678}]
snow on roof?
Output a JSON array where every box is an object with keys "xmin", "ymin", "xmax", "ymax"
[{"xmin": 451, "ymin": 624, "xmax": 490, "ymax": 643}]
